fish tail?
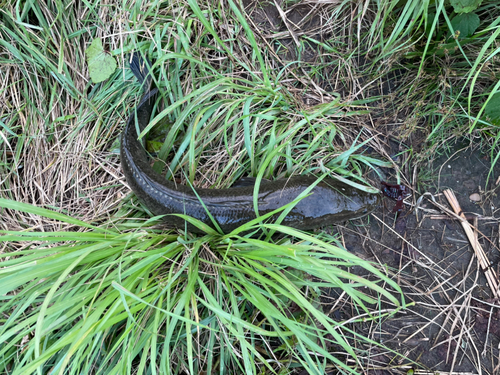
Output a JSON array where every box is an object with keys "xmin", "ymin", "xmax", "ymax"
[{"xmin": 128, "ymin": 53, "xmax": 153, "ymax": 90}]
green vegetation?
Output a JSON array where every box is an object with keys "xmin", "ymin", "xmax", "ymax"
[
  {"xmin": 0, "ymin": 198, "xmax": 403, "ymax": 374},
  {"xmin": 0, "ymin": 0, "xmax": 498, "ymax": 374},
  {"xmin": 85, "ymin": 38, "xmax": 118, "ymax": 84}
]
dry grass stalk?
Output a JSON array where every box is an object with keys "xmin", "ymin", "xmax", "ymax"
[{"xmin": 443, "ymin": 189, "xmax": 500, "ymax": 298}]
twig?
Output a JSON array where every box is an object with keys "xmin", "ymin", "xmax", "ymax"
[
  {"xmin": 443, "ymin": 189, "xmax": 500, "ymax": 298},
  {"xmin": 429, "ymin": 214, "xmax": 494, "ymax": 221}
]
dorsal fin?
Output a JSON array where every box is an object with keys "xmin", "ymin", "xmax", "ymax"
[{"xmin": 232, "ymin": 177, "xmax": 271, "ymax": 188}]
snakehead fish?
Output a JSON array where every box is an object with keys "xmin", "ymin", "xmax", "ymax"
[{"xmin": 120, "ymin": 54, "xmax": 380, "ymax": 233}]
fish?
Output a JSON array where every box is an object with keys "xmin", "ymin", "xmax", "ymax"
[{"xmin": 120, "ymin": 53, "xmax": 380, "ymax": 234}]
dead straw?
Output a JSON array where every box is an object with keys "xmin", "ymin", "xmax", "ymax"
[{"xmin": 443, "ymin": 189, "xmax": 500, "ymax": 298}]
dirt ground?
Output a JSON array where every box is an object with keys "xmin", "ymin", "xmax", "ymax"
[
  {"xmin": 340, "ymin": 143, "xmax": 500, "ymax": 374},
  {"xmin": 243, "ymin": 2, "xmax": 500, "ymax": 373}
]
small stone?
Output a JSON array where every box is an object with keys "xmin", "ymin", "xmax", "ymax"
[{"xmin": 469, "ymin": 193, "xmax": 481, "ymax": 202}]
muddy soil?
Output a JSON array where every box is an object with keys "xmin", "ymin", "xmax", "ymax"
[{"xmin": 341, "ymin": 143, "xmax": 500, "ymax": 373}]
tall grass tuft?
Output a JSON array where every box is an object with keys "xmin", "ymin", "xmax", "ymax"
[{"xmin": 0, "ymin": 199, "xmax": 404, "ymax": 374}]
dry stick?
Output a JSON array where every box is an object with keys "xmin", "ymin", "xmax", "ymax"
[
  {"xmin": 429, "ymin": 214, "xmax": 492, "ymax": 221},
  {"xmin": 272, "ymin": 0, "xmax": 300, "ymax": 47},
  {"xmin": 443, "ymin": 189, "xmax": 500, "ymax": 298}
]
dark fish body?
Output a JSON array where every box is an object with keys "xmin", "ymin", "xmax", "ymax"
[{"xmin": 120, "ymin": 54, "xmax": 380, "ymax": 233}]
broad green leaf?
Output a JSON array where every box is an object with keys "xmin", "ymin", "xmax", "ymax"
[
  {"xmin": 450, "ymin": 13, "xmax": 480, "ymax": 39},
  {"xmin": 85, "ymin": 38, "xmax": 117, "ymax": 83},
  {"xmin": 450, "ymin": 0, "xmax": 482, "ymax": 14},
  {"xmin": 485, "ymin": 93, "xmax": 500, "ymax": 122}
]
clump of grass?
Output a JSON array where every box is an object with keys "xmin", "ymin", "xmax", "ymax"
[
  {"xmin": 383, "ymin": 1, "xmax": 500, "ymax": 174},
  {"xmin": 245, "ymin": 0, "xmax": 500, "ymax": 179},
  {"xmin": 0, "ymin": 199, "xmax": 405, "ymax": 374},
  {"xmin": 0, "ymin": 2, "xmax": 130, "ymax": 231}
]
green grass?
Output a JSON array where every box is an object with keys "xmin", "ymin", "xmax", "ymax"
[
  {"xmin": 0, "ymin": 199, "xmax": 404, "ymax": 374},
  {"xmin": 1, "ymin": 0, "xmax": 499, "ymax": 374}
]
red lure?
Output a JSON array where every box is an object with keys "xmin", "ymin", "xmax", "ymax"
[{"xmin": 381, "ymin": 181, "xmax": 411, "ymax": 213}]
